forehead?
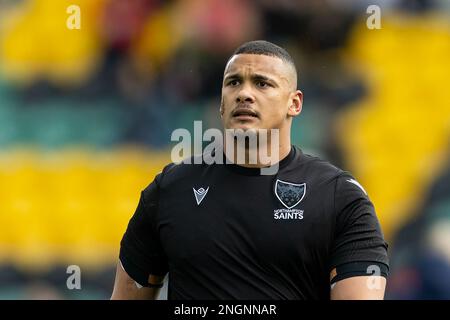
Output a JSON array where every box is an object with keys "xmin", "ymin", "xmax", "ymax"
[{"xmin": 224, "ymin": 54, "xmax": 290, "ymax": 80}]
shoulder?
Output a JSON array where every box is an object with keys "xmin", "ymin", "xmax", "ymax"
[
  {"xmin": 292, "ymin": 148, "xmax": 346, "ymax": 185},
  {"xmin": 290, "ymin": 148, "xmax": 368, "ymax": 198},
  {"xmin": 143, "ymin": 154, "xmax": 206, "ymax": 192},
  {"xmin": 296, "ymin": 151, "xmax": 372, "ymax": 207}
]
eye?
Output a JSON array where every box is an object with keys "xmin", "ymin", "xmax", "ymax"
[
  {"xmin": 228, "ymin": 80, "xmax": 240, "ymax": 86},
  {"xmin": 256, "ymin": 81, "xmax": 269, "ymax": 88}
]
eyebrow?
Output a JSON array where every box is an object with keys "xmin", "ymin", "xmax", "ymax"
[{"xmin": 223, "ymin": 73, "xmax": 278, "ymax": 86}]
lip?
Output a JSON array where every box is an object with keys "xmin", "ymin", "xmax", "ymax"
[
  {"xmin": 232, "ymin": 109, "xmax": 259, "ymax": 119},
  {"xmin": 233, "ymin": 114, "xmax": 259, "ymax": 121}
]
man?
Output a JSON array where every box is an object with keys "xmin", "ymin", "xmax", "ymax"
[{"xmin": 111, "ymin": 40, "xmax": 389, "ymax": 300}]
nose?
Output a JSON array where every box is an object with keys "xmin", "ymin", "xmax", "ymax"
[{"xmin": 236, "ymin": 86, "xmax": 255, "ymax": 104}]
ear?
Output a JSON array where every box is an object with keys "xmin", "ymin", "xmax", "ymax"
[{"xmin": 287, "ymin": 90, "xmax": 303, "ymax": 117}]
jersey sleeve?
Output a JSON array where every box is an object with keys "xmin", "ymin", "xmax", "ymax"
[
  {"xmin": 119, "ymin": 173, "xmax": 169, "ymax": 287},
  {"xmin": 330, "ymin": 173, "xmax": 389, "ymax": 277}
]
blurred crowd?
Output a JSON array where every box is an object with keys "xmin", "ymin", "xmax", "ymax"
[{"xmin": 0, "ymin": 0, "xmax": 449, "ymax": 299}]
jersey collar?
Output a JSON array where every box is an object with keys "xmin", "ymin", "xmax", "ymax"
[{"xmin": 222, "ymin": 145, "xmax": 298, "ymax": 176}]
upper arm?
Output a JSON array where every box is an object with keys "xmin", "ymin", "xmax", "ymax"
[
  {"xmin": 111, "ymin": 261, "xmax": 165, "ymax": 300},
  {"xmin": 330, "ymin": 275, "xmax": 386, "ymax": 300},
  {"xmin": 331, "ymin": 174, "xmax": 389, "ymax": 266},
  {"xmin": 115, "ymin": 173, "xmax": 169, "ymax": 298},
  {"xmin": 329, "ymin": 174, "xmax": 389, "ymax": 299}
]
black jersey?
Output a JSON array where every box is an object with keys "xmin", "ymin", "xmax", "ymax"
[{"xmin": 120, "ymin": 145, "xmax": 389, "ymax": 299}]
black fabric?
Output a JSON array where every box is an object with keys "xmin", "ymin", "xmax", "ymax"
[
  {"xmin": 223, "ymin": 144, "xmax": 297, "ymax": 176},
  {"xmin": 119, "ymin": 145, "xmax": 389, "ymax": 299},
  {"xmin": 119, "ymin": 183, "xmax": 169, "ymax": 287},
  {"xmin": 330, "ymin": 173, "xmax": 389, "ymax": 269},
  {"xmin": 330, "ymin": 261, "xmax": 389, "ymax": 285}
]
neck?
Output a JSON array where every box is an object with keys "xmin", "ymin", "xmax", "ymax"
[{"xmin": 223, "ymin": 130, "xmax": 291, "ymax": 168}]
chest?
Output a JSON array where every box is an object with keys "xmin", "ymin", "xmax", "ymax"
[{"xmin": 157, "ymin": 172, "xmax": 335, "ymax": 268}]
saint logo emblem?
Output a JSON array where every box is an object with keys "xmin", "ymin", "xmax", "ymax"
[{"xmin": 274, "ymin": 179, "xmax": 306, "ymax": 209}]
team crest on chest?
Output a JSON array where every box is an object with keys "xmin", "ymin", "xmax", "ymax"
[{"xmin": 274, "ymin": 179, "xmax": 306, "ymax": 209}]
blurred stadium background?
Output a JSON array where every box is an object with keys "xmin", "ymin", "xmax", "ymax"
[{"xmin": 0, "ymin": 0, "xmax": 449, "ymax": 299}]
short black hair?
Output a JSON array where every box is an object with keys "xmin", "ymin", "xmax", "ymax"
[
  {"xmin": 226, "ymin": 40, "xmax": 298, "ymax": 89},
  {"xmin": 232, "ymin": 40, "xmax": 296, "ymax": 71}
]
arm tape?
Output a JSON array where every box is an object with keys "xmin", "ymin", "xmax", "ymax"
[{"xmin": 330, "ymin": 261, "xmax": 389, "ymax": 285}]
